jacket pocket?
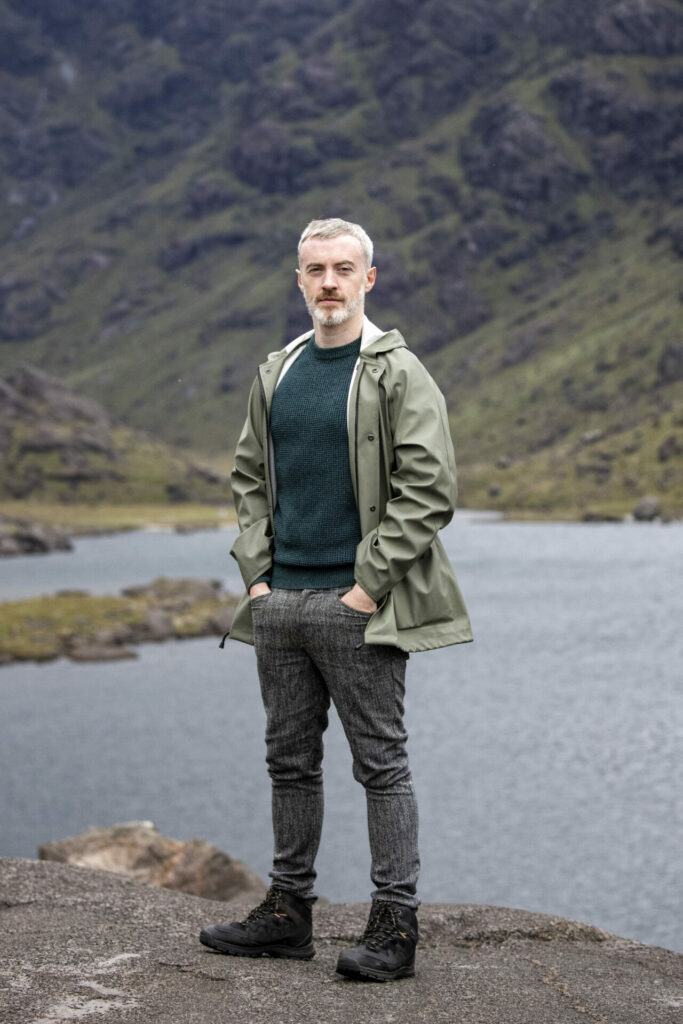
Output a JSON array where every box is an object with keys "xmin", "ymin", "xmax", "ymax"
[
  {"xmin": 230, "ymin": 516, "xmax": 273, "ymax": 589},
  {"xmin": 390, "ymin": 537, "xmax": 461, "ymax": 629}
]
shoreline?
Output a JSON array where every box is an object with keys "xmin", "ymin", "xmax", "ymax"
[{"xmin": 1, "ymin": 499, "xmax": 679, "ymax": 544}]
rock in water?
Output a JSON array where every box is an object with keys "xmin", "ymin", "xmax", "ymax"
[{"xmin": 38, "ymin": 822, "xmax": 266, "ymax": 902}]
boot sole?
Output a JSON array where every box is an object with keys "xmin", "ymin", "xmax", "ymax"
[
  {"xmin": 336, "ymin": 958, "xmax": 415, "ymax": 982},
  {"xmin": 199, "ymin": 930, "xmax": 314, "ymax": 959}
]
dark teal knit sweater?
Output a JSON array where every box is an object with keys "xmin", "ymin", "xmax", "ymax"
[{"xmin": 269, "ymin": 334, "xmax": 362, "ymax": 589}]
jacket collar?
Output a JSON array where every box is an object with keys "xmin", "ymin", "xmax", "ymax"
[
  {"xmin": 264, "ymin": 315, "xmax": 386, "ymax": 383},
  {"xmin": 273, "ymin": 315, "xmax": 385, "ymax": 357}
]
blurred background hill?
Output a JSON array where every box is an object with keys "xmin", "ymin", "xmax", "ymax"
[{"xmin": 1, "ymin": 0, "xmax": 682, "ymax": 517}]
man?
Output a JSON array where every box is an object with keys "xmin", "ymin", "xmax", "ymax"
[{"xmin": 200, "ymin": 218, "xmax": 472, "ymax": 981}]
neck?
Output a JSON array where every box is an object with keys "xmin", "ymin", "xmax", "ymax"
[{"xmin": 313, "ymin": 309, "xmax": 365, "ymax": 349}]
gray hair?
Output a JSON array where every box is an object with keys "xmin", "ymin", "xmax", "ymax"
[{"xmin": 298, "ymin": 218, "xmax": 374, "ymax": 269}]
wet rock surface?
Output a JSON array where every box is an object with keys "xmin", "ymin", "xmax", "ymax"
[{"xmin": 1, "ymin": 858, "xmax": 681, "ymax": 1024}]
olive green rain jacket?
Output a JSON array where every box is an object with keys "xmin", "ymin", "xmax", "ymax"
[{"xmin": 228, "ymin": 316, "xmax": 473, "ymax": 653}]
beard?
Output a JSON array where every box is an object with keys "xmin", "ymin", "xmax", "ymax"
[{"xmin": 305, "ymin": 283, "xmax": 365, "ymax": 328}]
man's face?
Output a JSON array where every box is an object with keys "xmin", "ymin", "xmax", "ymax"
[{"xmin": 297, "ymin": 235, "xmax": 376, "ymax": 328}]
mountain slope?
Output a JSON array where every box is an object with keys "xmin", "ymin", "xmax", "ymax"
[
  {"xmin": 0, "ymin": 0, "xmax": 681, "ymax": 515},
  {"xmin": 0, "ymin": 365, "xmax": 230, "ymax": 503}
]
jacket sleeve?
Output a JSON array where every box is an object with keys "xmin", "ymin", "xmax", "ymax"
[
  {"xmin": 353, "ymin": 354, "xmax": 457, "ymax": 602},
  {"xmin": 229, "ymin": 376, "xmax": 274, "ymax": 590}
]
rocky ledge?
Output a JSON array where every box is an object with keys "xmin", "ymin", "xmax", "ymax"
[{"xmin": 1, "ymin": 858, "xmax": 681, "ymax": 1024}]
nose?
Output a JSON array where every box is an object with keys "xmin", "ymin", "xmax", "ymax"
[{"xmin": 321, "ymin": 267, "xmax": 338, "ymax": 290}]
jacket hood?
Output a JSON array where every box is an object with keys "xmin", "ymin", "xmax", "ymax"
[
  {"xmin": 267, "ymin": 316, "xmax": 407, "ymax": 364},
  {"xmin": 360, "ymin": 326, "xmax": 407, "ymax": 357}
]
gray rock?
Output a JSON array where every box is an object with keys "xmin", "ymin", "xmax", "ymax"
[
  {"xmin": 68, "ymin": 643, "xmax": 137, "ymax": 662},
  {"xmin": 1, "ymin": 857, "xmax": 681, "ymax": 1024},
  {"xmin": 582, "ymin": 509, "xmax": 622, "ymax": 522},
  {"xmin": 658, "ymin": 435, "xmax": 682, "ymax": 462},
  {"xmin": 208, "ymin": 606, "xmax": 235, "ymax": 635},
  {"xmin": 0, "ymin": 513, "xmax": 72, "ymax": 557},
  {"xmin": 657, "ymin": 343, "xmax": 683, "ymax": 385},
  {"xmin": 633, "ymin": 496, "xmax": 661, "ymax": 521},
  {"xmin": 145, "ymin": 608, "xmax": 175, "ymax": 641},
  {"xmin": 0, "ymin": 533, "xmax": 22, "ymax": 555},
  {"xmin": 93, "ymin": 625, "xmax": 135, "ymax": 646},
  {"xmin": 38, "ymin": 822, "xmax": 265, "ymax": 903}
]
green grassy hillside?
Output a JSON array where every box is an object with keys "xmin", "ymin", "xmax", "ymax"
[{"xmin": 0, "ymin": 0, "xmax": 681, "ymax": 516}]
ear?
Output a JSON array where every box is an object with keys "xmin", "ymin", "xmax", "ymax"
[
  {"xmin": 296, "ymin": 268, "xmax": 303, "ymax": 291},
  {"xmin": 365, "ymin": 266, "xmax": 377, "ymax": 293}
]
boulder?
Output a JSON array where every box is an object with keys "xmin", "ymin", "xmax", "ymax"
[
  {"xmin": 39, "ymin": 822, "xmax": 266, "ymax": 903},
  {"xmin": 633, "ymin": 496, "xmax": 661, "ymax": 521}
]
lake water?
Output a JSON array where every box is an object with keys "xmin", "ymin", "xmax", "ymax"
[{"xmin": 1, "ymin": 519, "xmax": 681, "ymax": 953}]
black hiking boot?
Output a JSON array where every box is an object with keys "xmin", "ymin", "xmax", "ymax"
[
  {"xmin": 199, "ymin": 887, "xmax": 314, "ymax": 959},
  {"xmin": 336, "ymin": 900, "xmax": 418, "ymax": 981}
]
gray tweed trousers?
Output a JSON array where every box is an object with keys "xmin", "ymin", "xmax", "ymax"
[{"xmin": 251, "ymin": 586, "xmax": 420, "ymax": 908}]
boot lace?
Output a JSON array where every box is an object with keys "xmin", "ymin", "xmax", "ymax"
[
  {"xmin": 244, "ymin": 888, "xmax": 286, "ymax": 924},
  {"xmin": 362, "ymin": 901, "xmax": 407, "ymax": 951}
]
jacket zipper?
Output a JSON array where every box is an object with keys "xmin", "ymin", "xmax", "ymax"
[
  {"xmin": 257, "ymin": 368, "xmax": 274, "ymax": 515},
  {"xmin": 354, "ymin": 362, "xmax": 365, "ymax": 510}
]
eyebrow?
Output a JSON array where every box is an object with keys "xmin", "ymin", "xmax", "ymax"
[{"xmin": 304, "ymin": 260, "xmax": 357, "ymax": 271}]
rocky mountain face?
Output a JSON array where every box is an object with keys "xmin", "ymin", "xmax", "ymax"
[
  {"xmin": 0, "ymin": 365, "xmax": 230, "ymax": 503},
  {"xmin": 0, "ymin": 0, "xmax": 681, "ymax": 515}
]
